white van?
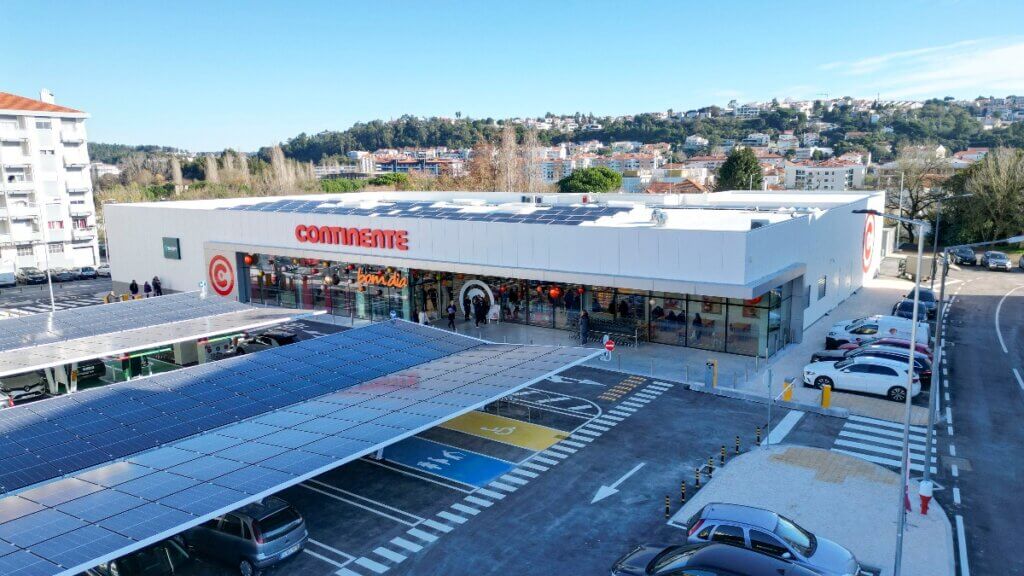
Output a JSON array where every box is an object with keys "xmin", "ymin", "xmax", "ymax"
[
  {"xmin": 825, "ymin": 315, "xmax": 930, "ymax": 349},
  {"xmin": 0, "ymin": 261, "xmax": 16, "ymax": 288}
]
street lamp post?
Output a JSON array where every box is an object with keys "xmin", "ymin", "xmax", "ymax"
[
  {"xmin": 854, "ymin": 208, "xmax": 927, "ymax": 576},
  {"xmin": 929, "ymin": 194, "xmax": 973, "ymax": 291},
  {"xmin": 29, "ymin": 201, "xmax": 58, "ymax": 313}
]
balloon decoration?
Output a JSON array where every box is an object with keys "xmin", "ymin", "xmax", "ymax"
[
  {"xmin": 323, "ymin": 275, "xmax": 334, "ymax": 286},
  {"xmin": 498, "ymin": 285, "xmax": 506, "ymax": 293},
  {"xmin": 243, "ymin": 254, "xmax": 255, "ymax": 266},
  {"xmin": 536, "ymin": 285, "xmax": 544, "ymax": 294},
  {"xmin": 549, "ymin": 287, "xmax": 562, "ymax": 299},
  {"xmin": 576, "ymin": 286, "xmax": 585, "ymax": 295}
]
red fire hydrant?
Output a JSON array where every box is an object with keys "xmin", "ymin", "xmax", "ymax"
[{"xmin": 919, "ymin": 480, "xmax": 933, "ymax": 515}]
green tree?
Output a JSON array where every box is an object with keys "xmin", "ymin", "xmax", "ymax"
[
  {"xmin": 942, "ymin": 148, "xmax": 1024, "ymax": 243},
  {"xmin": 716, "ymin": 147, "xmax": 763, "ymax": 190},
  {"xmin": 368, "ymin": 172, "xmax": 410, "ymax": 187},
  {"xmin": 556, "ymin": 166, "xmax": 622, "ymax": 193}
]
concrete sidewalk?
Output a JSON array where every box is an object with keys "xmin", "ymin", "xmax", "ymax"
[{"xmin": 669, "ymin": 445, "xmax": 954, "ymax": 576}]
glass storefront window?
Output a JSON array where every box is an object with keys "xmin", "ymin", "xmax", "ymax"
[
  {"xmin": 649, "ymin": 294, "xmax": 688, "ymax": 346},
  {"xmin": 690, "ymin": 296, "xmax": 726, "ymax": 352}
]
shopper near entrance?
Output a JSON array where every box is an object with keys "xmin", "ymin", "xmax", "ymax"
[
  {"xmin": 446, "ymin": 303, "xmax": 456, "ymax": 330},
  {"xmin": 579, "ymin": 311, "xmax": 590, "ymax": 344},
  {"xmin": 143, "ymin": 281, "xmax": 152, "ymax": 298},
  {"xmin": 129, "ymin": 279, "xmax": 139, "ymax": 297},
  {"xmin": 152, "ymin": 276, "xmax": 163, "ymax": 296},
  {"xmin": 692, "ymin": 312, "xmax": 703, "ymax": 343},
  {"xmin": 463, "ymin": 295, "xmax": 471, "ymax": 321}
]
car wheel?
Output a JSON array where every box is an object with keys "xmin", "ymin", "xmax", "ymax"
[
  {"xmin": 813, "ymin": 376, "xmax": 833, "ymax": 389},
  {"xmin": 239, "ymin": 559, "xmax": 256, "ymax": 576},
  {"xmin": 887, "ymin": 386, "xmax": 907, "ymax": 402}
]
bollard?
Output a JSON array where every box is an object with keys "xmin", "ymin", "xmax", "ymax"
[
  {"xmin": 782, "ymin": 379, "xmax": 794, "ymax": 402},
  {"xmin": 695, "ymin": 467, "xmax": 701, "ymax": 489},
  {"xmin": 821, "ymin": 384, "xmax": 832, "ymax": 409},
  {"xmin": 720, "ymin": 445, "xmax": 726, "ymax": 466},
  {"xmin": 756, "ymin": 426, "xmax": 762, "ymax": 446},
  {"xmin": 681, "ymin": 481, "xmax": 686, "ymax": 504},
  {"xmin": 735, "ymin": 435, "xmax": 741, "ymax": 454},
  {"xmin": 665, "ymin": 495, "xmax": 671, "ymax": 519},
  {"xmin": 707, "ymin": 459, "xmax": 714, "ymax": 480}
]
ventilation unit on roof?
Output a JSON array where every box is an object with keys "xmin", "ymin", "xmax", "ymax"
[
  {"xmin": 750, "ymin": 219, "xmax": 770, "ymax": 230},
  {"xmin": 651, "ymin": 208, "xmax": 668, "ymax": 227}
]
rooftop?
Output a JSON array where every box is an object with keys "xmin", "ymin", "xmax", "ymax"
[{"xmin": 0, "ymin": 92, "xmax": 84, "ymax": 116}]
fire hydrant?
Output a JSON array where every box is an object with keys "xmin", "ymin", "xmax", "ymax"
[{"xmin": 919, "ymin": 480, "xmax": 933, "ymax": 515}]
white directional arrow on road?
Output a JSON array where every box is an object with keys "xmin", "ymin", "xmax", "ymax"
[
  {"xmin": 548, "ymin": 374, "xmax": 605, "ymax": 387},
  {"xmin": 591, "ymin": 463, "xmax": 646, "ymax": 504}
]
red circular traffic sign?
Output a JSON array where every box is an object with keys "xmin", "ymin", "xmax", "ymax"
[{"xmin": 605, "ymin": 340, "xmax": 616, "ymax": 352}]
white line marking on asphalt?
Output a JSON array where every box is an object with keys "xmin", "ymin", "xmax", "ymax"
[
  {"xmin": 406, "ymin": 528, "xmax": 438, "ymax": 543},
  {"xmin": 1014, "ymin": 368, "xmax": 1024, "ymax": 393},
  {"xmin": 950, "ymin": 444, "xmax": 957, "ymax": 456},
  {"xmin": 373, "ymin": 547, "xmax": 407, "ymax": 563},
  {"xmin": 565, "ymin": 404, "xmax": 593, "ymax": 411},
  {"xmin": 500, "ymin": 474, "xmax": 528, "ymax": 485},
  {"xmin": 390, "ymin": 537, "xmax": 423, "ymax": 553},
  {"xmin": 300, "ymin": 484, "xmax": 419, "ymax": 525},
  {"xmin": 542, "ymin": 449, "xmax": 569, "ymax": 459},
  {"xmin": 361, "ymin": 458, "xmax": 474, "ymax": 493},
  {"xmin": 844, "ymin": 423, "xmax": 929, "ymax": 442},
  {"xmin": 838, "ymin": 431, "xmax": 934, "ymax": 450},
  {"xmin": 437, "ymin": 510, "xmax": 468, "ymax": 524},
  {"xmin": 956, "ymin": 515, "xmax": 971, "ymax": 576},
  {"xmin": 943, "ymin": 368, "xmax": 949, "ymax": 377},
  {"xmin": 995, "ymin": 285, "xmax": 1024, "ymax": 354},
  {"xmin": 767, "ymin": 411, "xmax": 804, "ymax": 444},
  {"xmin": 621, "ymin": 401, "xmax": 645, "ymax": 408},
  {"xmin": 848, "ymin": 414, "xmax": 927, "ymax": 433},
  {"xmin": 583, "ymin": 423, "xmax": 611, "ymax": 432},
  {"xmin": 947, "ymin": 425, "xmax": 954, "ymax": 436},
  {"xmin": 834, "ymin": 439, "xmax": 937, "ymax": 461},
  {"xmin": 629, "ymin": 397, "xmax": 652, "ymax": 404},
  {"xmin": 633, "ymin": 392, "xmax": 657, "ymax": 400},
  {"xmin": 422, "ymin": 519, "xmax": 454, "ymax": 533},
  {"xmin": 474, "ymin": 488, "xmax": 505, "ymax": 499},
  {"xmin": 548, "ymin": 443, "xmax": 578, "ymax": 453},
  {"xmin": 653, "ymin": 381, "xmax": 674, "ymax": 387},
  {"xmin": 569, "ymin": 435, "xmax": 594, "ymax": 443},
  {"xmin": 302, "ymin": 549, "xmax": 348, "ymax": 570},
  {"xmin": 615, "ymin": 406, "xmax": 638, "ymax": 413},
  {"xmin": 946, "ymin": 406, "xmax": 953, "ymax": 424},
  {"xmin": 535, "ymin": 397, "xmax": 568, "ymax": 404},
  {"xmin": 520, "ymin": 461, "xmax": 548, "ymax": 472},
  {"xmin": 309, "ymin": 539, "xmax": 355, "ymax": 561},
  {"xmin": 945, "ymin": 392, "xmax": 950, "ymax": 402},
  {"xmin": 355, "ymin": 557, "xmax": 390, "ymax": 574},
  {"xmin": 562, "ymin": 438, "xmax": 588, "ymax": 447},
  {"xmin": 953, "ymin": 487, "xmax": 961, "ymax": 506},
  {"xmin": 451, "ymin": 503, "xmax": 479, "ymax": 516},
  {"xmin": 608, "ymin": 409, "xmax": 633, "ymax": 417},
  {"xmin": 464, "ymin": 495, "xmax": 493, "ymax": 508},
  {"xmin": 591, "ymin": 419, "xmax": 617, "ymax": 427},
  {"xmin": 488, "ymin": 481, "xmax": 517, "ymax": 492},
  {"xmin": 952, "ymin": 464, "xmax": 959, "ymax": 478},
  {"xmin": 600, "ymin": 415, "xmax": 625, "ymax": 422},
  {"xmin": 533, "ymin": 455, "xmax": 559, "ymax": 465},
  {"xmin": 511, "ymin": 467, "xmax": 540, "ymax": 478},
  {"xmin": 310, "ymin": 480, "xmax": 423, "ymax": 521},
  {"xmin": 575, "ymin": 427, "xmax": 602, "ymax": 436},
  {"xmin": 830, "ymin": 449, "xmax": 936, "ymax": 473}
]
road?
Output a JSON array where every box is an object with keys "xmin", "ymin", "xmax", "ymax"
[
  {"xmin": 935, "ymin": 264, "xmax": 1024, "ymax": 576},
  {"xmin": 0, "ymin": 277, "xmax": 112, "ymax": 314}
]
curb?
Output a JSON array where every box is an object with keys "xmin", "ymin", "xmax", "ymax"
[{"xmin": 686, "ymin": 382, "xmax": 850, "ymax": 418}]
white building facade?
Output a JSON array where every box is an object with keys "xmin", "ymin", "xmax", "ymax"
[
  {"xmin": 0, "ymin": 90, "xmax": 99, "ymax": 271},
  {"xmin": 105, "ymin": 190, "xmax": 885, "ymax": 358},
  {"xmin": 784, "ymin": 160, "xmax": 866, "ymax": 191}
]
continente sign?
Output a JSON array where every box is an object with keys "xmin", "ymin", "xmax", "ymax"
[{"xmin": 295, "ymin": 224, "xmax": 409, "ymax": 251}]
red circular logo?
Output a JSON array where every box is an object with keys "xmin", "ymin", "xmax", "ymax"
[
  {"xmin": 862, "ymin": 217, "xmax": 875, "ymax": 273},
  {"xmin": 208, "ymin": 255, "xmax": 235, "ymax": 296},
  {"xmin": 605, "ymin": 340, "xmax": 616, "ymax": 352}
]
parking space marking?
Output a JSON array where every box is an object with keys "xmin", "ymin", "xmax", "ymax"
[
  {"xmin": 511, "ymin": 467, "xmax": 540, "ymax": 478},
  {"xmin": 303, "ymin": 548, "xmax": 350, "ymax": 570},
  {"xmin": 390, "ymin": 537, "xmax": 423, "ymax": 553},
  {"xmin": 299, "ymin": 483, "xmax": 420, "ymax": 526},
  {"xmin": 422, "ymin": 518, "xmax": 454, "ymax": 533},
  {"xmin": 533, "ymin": 455, "xmax": 560, "ymax": 465},
  {"xmin": 407, "ymin": 528, "xmax": 438, "ymax": 543},
  {"xmin": 475, "ymin": 488, "xmax": 505, "ymax": 499},
  {"xmin": 374, "ymin": 547, "xmax": 407, "ymax": 564},
  {"xmin": 309, "ymin": 480, "xmax": 426, "ymax": 522},
  {"xmin": 439, "ymin": 410, "xmax": 567, "ymax": 451},
  {"xmin": 382, "ymin": 436, "xmax": 516, "ymax": 488},
  {"xmin": 451, "ymin": 503, "xmax": 480, "ymax": 516},
  {"xmin": 464, "ymin": 495, "xmax": 494, "ymax": 507},
  {"xmin": 355, "ymin": 556, "xmax": 390, "ymax": 573},
  {"xmin": 361, "ymin": 458, "xmax": 475, "ymax": 493},
  {"xmin": 520, "ymin": 461, "xmax": 549, "ymax": 472},
  {"xmin": 489, "ymin": 480, "xmax": 518, "ymax": 492},
  {"xmin": 309, "ymin": 539, "xmax": 356, "ymax": 562},
  {"xmin": 437, "ymin": 510, "xmax": 469, "ymax": 524},
  {"xmin": 500, "ymin": 474, "xmax": 529, "ymax": 485}
]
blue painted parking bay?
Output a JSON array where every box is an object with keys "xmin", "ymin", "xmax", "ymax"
[{"xmin": 384, "ymin": 436, "xmax": 515, "ymax": 487}]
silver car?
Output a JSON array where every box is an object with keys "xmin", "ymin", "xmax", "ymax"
[
  {"xmin": 981, "ymin": 250, "xmax": 1013, "ymax": 270},
  {"xmin": 184, "ymin": 496, "xmax": 308, "ymax": 575},
  {"xmin": 233, "ymin": 330, "xmax": 297, "ymax": 355},
  {"xmin": 685, "ymin": 503, "xmax": 860, "ymax": 576}
]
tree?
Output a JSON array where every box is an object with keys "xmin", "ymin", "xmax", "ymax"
[
  {"xmin": 556, "ymin": 166, "xmax": 622, "ymax": 193},
  {"xmin": 943, "ymin": 148, "xmax": 1024, "ymax": 243},
  {"xmin": 716, "ymin": 147, "xmax": 763, "ymax": 190},
  {"xmin": 885, "ymin": 144, "xmax": 953, "ymax": 242}
]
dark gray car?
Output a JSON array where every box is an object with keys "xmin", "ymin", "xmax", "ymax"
[
  {"xmin": 685, "ymin": 503, "xmax": 860, "ymax": 576},
  {"xmin": 184, "ymin": 497, "xmax": 308, "ymax": 575},
  {"xmin": 981, "ymin": 250, "xmax": 1013, "ymax": 270}
]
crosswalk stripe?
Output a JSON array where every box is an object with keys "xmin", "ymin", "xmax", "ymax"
[
  {"xmin": 437, "ymin": 510, "xmax": 469, "ymax": 524},
  {"xmin": 520, "ymin": 461, "xmax": 549, "ymax": 472},
  {"xmin": 583, "ymin": 423, "xmax": 611, "ymax": 432},
  {"xmin": 533, "ymin": 455, "xmax": 559, "ymax": 465},
  {"xmin": 831, "ymin": 448, "xmax": 937, "ymax": 474},
  {"xmin": 592, "ymin": 419, "xmax": 618, "ymax": 427},
  {"xmin": 839, "ymin": 430, "xmax": 935, "ymax": 451},
  {"xmin": 615, "ymin": 406, "xmax": 638, "ymax": 413},
  {"xmin": 422, "ymin": 519, "xmax": 454, "ymax": 533},
  {"xmin": 834, "ymin": 439, "xmax": 936, "ymax": 462},
  {"xmin": 647, "ymin": 385, "xmax": 669, "ymax": 391},
  {"xmin": 542, "ymin": 449, "xmax": 569, "ymax": 459},
  {"xmin": 511, "ymin": 467, "xmax": 540, "ymax": 477},
  {"xmin": 634, "ymin": 392, "xmax": 658, "ymax": 400},
  {"xmin": 451, "ymin": 502, "xmax": 479, "ymax": 516},
  {"xmin": 335, "ymin": 568, "xmax": 365, "ymax": 576},
  {"xmin": 489, "ymin": 481, "xmax": 517, "ymax": 492},
  {"xmin": 373, "ymin": 547, "xmax": 407, "ymax": 563},
  {"xmin": 598, "ymin": 414, "xmax": 624, "ymax": 422},
  {"xmin": 500, "ymin": 474, "xmax": 529, "ymax": 485},
  {"xmin": 848, "ymin": 414, "xmax": 927, "ymax": 434},
  {"xmin": 845, "ymin": 423, "xmax": 929, "ymax": 442},
  {"xmin": 406, "ymin": 528, "xmax": 438, "ymax": 542},
  {"xmin": 390, "ymin": 537, "xmax": 423, "ymax": 553},
  {"xmin": 464, "ymin": 495, "xmax": 493, "ymax": 507},
  {"xmin": 568, "ymin": 435, "xmax": 593, "ymax": 443},
  {"xmin": 355, "ymin": 557, "xmax": 390, "ymax": 573},
  {"xmin": 474, "ymin": 488, "xmax": 505, "ymax": 499},
  {"xmin": 575, "ymin": 427, "xmax": 602, "ymax": 437},
  {"xmin": 623, "ymin": 400, "xmax": 648, "ymax": 407},
  {"xmin": 561, "ymin": 439, "xmax": 587, "ymax": 447},
  {"xmin": 608, "ymin": 409, "xmax": 633, "ymax": 417}
]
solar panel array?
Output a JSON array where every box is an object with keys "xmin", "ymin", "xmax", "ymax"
[
  {"xmin": 0, "ymin": 293, "xmax": 247, "ymax": 354},
  {"xmin": 0, "ymin": 321, "xmax": 594, "ymax": 576},
  {"xmin": 223, "ymin": 199, "xmax": 632, "ymax": 225}
]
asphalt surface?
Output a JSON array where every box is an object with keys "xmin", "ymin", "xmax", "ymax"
[
  {"xmin": 0, "ymin": 277, "xmax": 112, "ymax": 314},
  {"xmin": 933, "ymin": 264, "xmax": 1024, "ymax": 576}
]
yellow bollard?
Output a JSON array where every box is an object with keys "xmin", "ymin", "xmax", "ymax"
[
  {"xmin": 120, "ymin": 294, "xmax": 129, "ymax": 302},
  {"xmin": 665, "ymin": 495, "xmax": 671, "ymax": 519},
  {"xmin": 711, "ymin": 359, "xmax": 718, "ymax": 388},
  {"xmin": 735, "ymin": 435, "xmax": 741, "ymax": 454},
  {"xmin": 756, "ymin": 426, "xmax": 762, "ymax": 446},
  {"xmin": 695, "ymin": 467, "xmax": 701, "ymax": 489},
  {"xmin": 782, "ymin": 379, "xmax": 794, "ymax": 402},
  {"xmin": 821, "ymin": 384, "xmax": 832, "ymax": 409},
  {"xmin": 681, "ymin": 481, "xmax": 686, "ymax": 503},
  {"xmin": 720, "ymin": 445, "xmax": 726, "ymax": 466}
]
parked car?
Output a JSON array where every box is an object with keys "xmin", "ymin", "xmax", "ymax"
[
  {"xmin": 0, "ymin": 390, "xmax": 12, "ymax": 409},
  {"xmin": 96, "ymin": 263, "xmax": 111, "ymax": 277},
  {"xmin": 0, "ymin": 262, "xmax": 16, "ymax": 287},
  {"xmin": 85, "ymin": 537, "xmax": 199, "ymax": 576},
  {"xmin": 803, "ymin": 356, "xmax": 920, "ymax": 402},
  {"xmin": 611, "ymin": 542, "xmax": 821, "ymax": 576},
  {"xmin": 684, "ymin": 503, "xmax": 860, "ymax": 576},
  {"xmin": 812, "ymin": 345, "xmax": 932, "ymax": 386},
  {"xmin": 1020, "ymin": 255, "xmax": 1024, "ymax": 271},
  {"xmin": 836, "ymin": 336, "xmax": 932, "ymax": 359},
  {"xmin": 51, "ymin": 267, "xmax": 76, "ymax": 282},
  {"xmin": 949, "ymin": 246, "xmax": 977, "ymax": 266},
  {"xmin": 75, "ymin": 266, "xmax": 98, "ymax": 279},
  {"xmin": 900, "ymin": 287, "xmax": 937, "ymax": 319},
  {"xmin": 825, "ymin": 315, "xmax": 930, "ymax": 349},
  {"xmin": 981, "ymin": 250, "xmax": 1013, "ymax": 271},
  {"xmin": 233, "ymin": 330, "xmax": 297, "ymax": 355},
  {"xmin": 17, "ymin": 266, "xmax": 48, "ymax": 284},
  {"xmin": 183, "ymin": 496, "xmax": 308, "ymax": 575},
  {"xmin": 0, "ymin": 370, "xmax": 47, "ymax": 403}
]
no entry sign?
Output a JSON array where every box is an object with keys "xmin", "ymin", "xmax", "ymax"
[{"xmin": 605, "ymin": 340, "xmax": 616, "ymax": 352}]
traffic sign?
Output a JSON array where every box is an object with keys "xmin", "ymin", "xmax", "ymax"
[{"xmin": 605, "ymin": 340, "xmax": 615, "ymax": 352}]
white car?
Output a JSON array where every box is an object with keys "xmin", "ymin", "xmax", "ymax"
[
  {"xmin": 803, "ymin": 356, "xmax": 920, "ymax": 402},
  {"xmin": 825, "ymin": 315, "xmax": 930, "ymax": 349},
  {"xmin": 0, "ymin": 371, "xmax": 47, "ymax": 403},
  {"xmin": 96, "ymin": 264, "xmax": 111, "ymax": 277}
]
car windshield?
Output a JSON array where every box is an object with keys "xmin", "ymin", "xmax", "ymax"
[
  {"xmin": 907, "ymin": 290, "xmax": 935, "ymax": 302},
  {"xmin": 258, "ymin": 506, "xmax": 301, "ymax": 539},
  {"xmin": 843, "ymin": 317, "xmax": 868, "ymax": 330},
  {"xmin": 989, "ymin": 252, "xmax": 1007, "ymax": 259},
  {"xmin": 650, "ymin": 546, "xmax": 697, "ymax": 573},
  {"xmin": 774, "ymin": 516, "xmax": 815, "ymax": 556},
  {"xmin": 22, "ymin": 268, "xmax": 41, "ymax": 273},
  {"xmin": 834, "ymin": 359, "xmax": 854, "ymax": 370}
]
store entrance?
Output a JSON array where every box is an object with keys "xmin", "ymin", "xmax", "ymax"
[{"xmin": 458, "ymin": 279, "xmax": 495, "ymax": 324}]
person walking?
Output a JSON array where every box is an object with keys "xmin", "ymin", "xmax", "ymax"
[
  {"xmin": 129, "ymin": 280, "xmax": 139, "ymax": 297},
  {"xmin": 579, "ymin": 311, "xmax": 590, "ymax": 345},
  {"xmin": 473, "ymin": 296, "xmax": 482, "ymax": 327},
  {"xmin": 463, "ymin": 295, "xmax": 471, "ymax": 321},
  {"xmin": 692, "ymin": 312, "xmax": 703, "ymax": 344},
  {"xmin": 143, "ymin": 281, "xmax": 153, "ymax": 298},
  {"xmin": 446, "ymin": 303, "xmax": 456, "ymax": 330},
  {"xmin": 152, "ymin": 276, "xmax": 163, "ymax": 296}
]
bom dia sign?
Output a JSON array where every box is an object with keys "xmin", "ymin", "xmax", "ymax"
[{"xmin": 295, "ymin": 225, "xmax": 409, "ymax": 251}]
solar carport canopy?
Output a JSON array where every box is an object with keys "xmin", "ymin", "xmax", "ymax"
[
  {"xmin": 0, "ymin": 292, "xmax": 300, "ymax": 378},
  {"xmin": 0, "ymin": 321, "xmax": 597, "ymax": 576}
]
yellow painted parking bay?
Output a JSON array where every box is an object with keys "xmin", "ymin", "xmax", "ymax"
[{"xmin": 440, "ymin": 411, "xmax": 568, "ymax": 451}]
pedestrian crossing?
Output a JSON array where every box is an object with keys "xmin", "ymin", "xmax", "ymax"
[
  {"xmin": 2, "ymin": 294, "xmax": 106, "ymax": 316},
  {"xmin": 830, "ymin": 414, "xmax": 937, "ymax": 474}
]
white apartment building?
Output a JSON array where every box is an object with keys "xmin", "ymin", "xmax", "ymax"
[
  {"xmin": 775, "ymin": 134, "xmax": 800, "ymax": 151},
  {"xmin": 683, "ymin": 135, "xmax": 709, "ymax": 150},
  {"xmin": 0, "ymin": 90, "xmax": 99, "ymax": 271},
  {"xmin": 784, "ymin": 159, "xmax": 866, "ymax": 191},
  {"xmin": 741, "ymin": 133, "xmax": 771, "ymax": 147}
]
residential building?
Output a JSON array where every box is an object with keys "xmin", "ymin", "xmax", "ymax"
[
  {"xmin": 0, "ymin": 90, "xmax": 99, "ymax": 270},
  {"xmin": 683, "ymin": 135, "xmax": 709, "ymax": 151},
  {"xmin": 610, "ymin": 141, "xmax": 642, "ymax": 153},
  {"xmin": 741, "ymin": 133, "xmax": 771, "ymax": 147},
  {"xmin": 682, "ymin": 154, "xmax": 728, "ymax": 171},
  {"xmin": 775, "ymin": 133, "xmax": 799, "ymax": 151},
  {"xmin": 89, "ymin": 162, "xmax": 120, "ymax": 179},
  {"xmin": 645, "ymin": 179, "xmax": 707, "ymax": 194},
  {"xmin": 793, "ymin": 146, "xmax": 834, "ymax": 161},
  {"xmin": 952, "ymin": 147, "xmax": 989, "ymax": 163},
  {"xmin": 784, "ymin": 159, "xmax": 866, "ymax": 191},
  {"xmin": 375, "ymin": 158, "xmax": 464, "ymax": 176}
]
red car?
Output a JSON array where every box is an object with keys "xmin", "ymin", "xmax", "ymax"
[{"xmin": 838, "ymin": 337, "xmax": 932, "ymax": 358}]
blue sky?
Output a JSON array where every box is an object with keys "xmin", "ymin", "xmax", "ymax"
[{"xmin": 3, "ymin": 0, "xmax": 1023, "ymax": 151}]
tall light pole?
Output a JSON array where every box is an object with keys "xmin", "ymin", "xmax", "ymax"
[
  {"xmin": 29, "ymin": 201, "xmax": 58, "ymax": 313},
  {"xmin": 854, "ymin": 208, "xmax": 927, "ymax": 576},
  {"xmin": 929, "ymin": 193, "xmax": 973, "ymax": 290}
]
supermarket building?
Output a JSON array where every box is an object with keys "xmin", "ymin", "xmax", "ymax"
[{"xmin": 104, "ymin": 190, "xmax": 885, "ymax": 357}]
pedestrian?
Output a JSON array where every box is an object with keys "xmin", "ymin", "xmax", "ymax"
[
  {"xmin": 143, "ymin": 281, "xmax": 152, "ymax": 298},
  {"xmin": 152, "ymin": 276, "xmax": 163, "ymax": 296},
  {"xmin": 463, "ymin": 295, "xmax": 471, "ymax": 321},
  {"xmin": 579, "ymin": 311, "xmax": 590, "ymax": 345},
  {"xmin": 692, "ymin": 312, "xmax": 703, "ymax": 344},
  {"xmin": 129, "ymin": 280, "xmax": 139, "ymax": 297},
  {"xmin": 446, "ymin": 303, "xmax": 457, "ymax": 330},
  {"xmin": 473, "ymin": 296, "xmax": 482, "ymax": 327}
]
